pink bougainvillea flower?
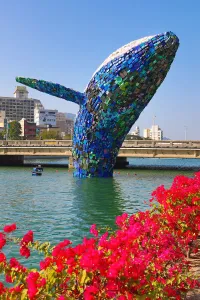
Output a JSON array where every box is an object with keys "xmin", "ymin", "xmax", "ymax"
[
  {"xmin": 5, "ymin": 274, "xmax": 13, "ymax": 283},
  {"xmin": 20, "ymin": 245, "xmax": 30, "ymax": 259},
  {"xmin": 21, "ymin": 230, "xmax": 33, "ymax": 245},
  {"xmin": 3, "ymin": 223, "xmax": 16, "ymax": 233},
  {"xmin": 0, "ymin": 252, "xmax": 6, "ymax": 263},
  {"xmin": 0, "ymin": 233, "xmax": 6, "ymax": 250},
  {"xmin": 90, "ymin": 224, "xmax": 98, "ymax": 237},
  {"xmin": 26, "ymin": 272, "xmax": 40, "ymax": 299}
]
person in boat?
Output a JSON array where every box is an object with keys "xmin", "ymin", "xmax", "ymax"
[{"xmin": 37, "ymin": 165, "xmax": 43, "ymax": 172}]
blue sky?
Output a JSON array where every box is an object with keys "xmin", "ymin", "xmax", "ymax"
[{"xmin": 0, "ymin": 0, "xmax": 199, "ymax": 139}]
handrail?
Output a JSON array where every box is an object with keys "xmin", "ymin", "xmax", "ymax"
[{"xmin": 0, "ymin": 140, "xmax": 200, "ymax": 148}]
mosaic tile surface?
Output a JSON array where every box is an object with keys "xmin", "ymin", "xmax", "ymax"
[{"xmin": 16, "ymin": 31, "xmax": 179, "ymax": 178}]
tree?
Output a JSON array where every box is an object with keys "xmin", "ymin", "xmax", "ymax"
[
  {"xmin": 125, "ymin": 134, "xmax": 151, "ymax": 140},
  {"xmin": 0, "ymin": 129, "xmax": 6, "ymax": 140},
  {"xmin": 38, "ymin": 129, "xmax": 60, "ymax": 140},
  {"xmin": 8, "ymin": 121, "xmax": 22, "ymax": 140}
]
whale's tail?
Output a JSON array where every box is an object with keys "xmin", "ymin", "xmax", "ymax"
[{"xmin": 16, "ymin": 77, "xmax": 85, "ymax": 105}]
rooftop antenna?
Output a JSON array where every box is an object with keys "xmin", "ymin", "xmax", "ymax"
[{"xmin": 153, "ymin": 115, "xmax": 156, "ymax": 126}]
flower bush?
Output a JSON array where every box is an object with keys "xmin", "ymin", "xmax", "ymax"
[{"xmin": 0, "ymin": 172, "xmax": 200, "ymax": 299}]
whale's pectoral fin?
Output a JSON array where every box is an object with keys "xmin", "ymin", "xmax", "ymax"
[{"xmin": 16, "ymin": 77, "xmax": 85, "ymax": 105}]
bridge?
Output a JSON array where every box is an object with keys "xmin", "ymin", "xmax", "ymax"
[{"xmin": 0, "ymin": 140, "xmax": 200, "ymax": 166}]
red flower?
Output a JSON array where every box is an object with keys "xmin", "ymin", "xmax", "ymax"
[
  {"xmin": 21, "ymin": 230, "xmax": 33, "ymax": 245},
  {"xmin": 8, "ymin": 285, "xmax": 23, "ymax": 293},
  {"xmin": 10, "ymin": 258, "xmax": 26, "ymax": 272},
  {"xmin": 0, "ymin": 252, "xmax": 6, "ymax": 263},
  {"xmin": 52, "ymin": 239, "xmax": 71, "ymax": 257},
  {"xmin": 3, "ymin": 223, "xmax": 16, "ymax": 233},
  {"xmin": 84, "ymin": 285, "xmax": 98, "ymax": 300},
  {"xmin": 0, "ymin": 282, "xmax": 6, "ymax": 295},
  {"xmin": 27, "ymin": 272, "xmax": 40, "ymax": 299},
  {"xmin": 5, "ymin": 275, "xmax": 13, "ymax": 283},
  {"xmin": 90, "ymin": 224, "xmax": 98, "ymax": 237},
  {"xmin": 20, "ymin": 245, "xmax": 30, "ymax": 259},
  {"xmin": 40, "ymin": 257, "xmax": 53, "ymax": 270},
  {"xmin": 0, "ymin": 233, "xmax": 6, "ymax": 250}
]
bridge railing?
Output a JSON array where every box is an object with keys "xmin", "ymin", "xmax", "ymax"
[
  {"xmin": 0, "ymin": 140, "xmax": 200, "ymax": 148},
  {"xmin": 121, "ymin": 140, "xmax": 198, "ymax": 148},
  {"xmin": 0, "ymin": 140, "xmax": 72, "ymax": 147}
]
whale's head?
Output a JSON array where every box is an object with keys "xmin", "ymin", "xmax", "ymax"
[{"xmin": 84, "ymin": 31, "xmax": 179, "ymax": 140}]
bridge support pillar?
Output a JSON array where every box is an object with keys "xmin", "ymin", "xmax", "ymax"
[
  {"xmin": 68, "ymin": 157, "xmax": 74, "ymax": 169},
  {"xmin": 114, "ymin": 157, "xmax": 129, "ymax": 169},
  {"xmin": 0, "ymin": 155, "xmax": 24, "ymax": 166}
]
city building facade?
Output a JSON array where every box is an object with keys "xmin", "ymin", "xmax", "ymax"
[
  {"xmin": 150, "ymin": 125, "xmax": 163, "ymax": 140},
  {"xmin": 143, "ymin": 128, "xmax": 151, "ymax": 139},
  {"xmin": 19, "ymin": 118, "xmax": 36, "ymax": 139},
  {"xmin": 34, "ymin": 106, "xmax": 58, "ymax": 127},
  {"xmin": 56, "ymin": 112, "xmax": 74, "ymax": 137},
  {"xmin": 130, "ymin": 126, "xmax": 140, "ymax": 136},
  {"xmin": 0, "ymin": 86, "xmax": 43, "ymax": 123},
  {"xmin": 0, "ymin": 111, "xmax": 5, "ymax": 128},
  {"xmin": 65, "ymin": 113, "xmax": 76, "ymax": 122},
  {"xmin": 143, "ymin": 125, "xmax": 163, "ymax": 140}
]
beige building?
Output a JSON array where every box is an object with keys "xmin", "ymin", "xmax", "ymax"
[
  {"xmin": 0, "ymin": 86, "xmax": 43, "ymax": 123},
  {"xmin": 56, "ymin": 112, "xmax": 74, "ymax": 136},
  {"xmin": 0, "ymin": 111, "xmax": 5, "ymax": 128},
  {"xmin": 143, "ymin": 128, "xmax": 151, "ymax": 139}
]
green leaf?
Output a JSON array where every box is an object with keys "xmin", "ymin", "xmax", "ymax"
[{"xmin": 21, "ymin": 288, "xmax": 28, "ymax": 300}]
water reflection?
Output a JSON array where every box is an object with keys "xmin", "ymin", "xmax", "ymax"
[{"xmin": 70, "ymin": 177, "xmax": 125, "ymax": 242}]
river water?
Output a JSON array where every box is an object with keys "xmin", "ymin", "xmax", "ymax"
[{"xmin": 0, "ymin": 158, "xmax": 200, "ymax": 267}]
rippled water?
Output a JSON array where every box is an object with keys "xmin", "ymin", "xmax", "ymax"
[
  {"xmin": 0, "ymin": 161, "xmax": 198, "ymax": 267},
  {"xmin": 0, "ymin": 165, "xmax": 195, "ymax": 244}
]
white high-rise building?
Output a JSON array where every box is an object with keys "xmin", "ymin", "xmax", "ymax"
[
  {"xmin": 150, "ymin": 125, "xmax": 163, "ymax": 140},
  {"xmin": 144, "ymin": 125, "xmax": 163, "ymax": 140}
]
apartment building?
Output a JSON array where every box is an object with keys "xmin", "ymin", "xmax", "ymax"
[
  {"xmin": 56, "ymin": 112, "xmax": 74, "ymax": 136},
  {"xmin": 0, "ymin": 86, "xmax": 43, "ymax": 123}
]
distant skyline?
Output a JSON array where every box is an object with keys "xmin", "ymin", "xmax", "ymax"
[{"xmin": 0, "ymin": 0, "xmax": 199, "ymax": 139}]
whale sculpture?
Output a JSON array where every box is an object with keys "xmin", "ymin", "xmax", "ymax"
[{"xmin": 16, "ymin": 31, "xmax": 179, "ymax": 178}]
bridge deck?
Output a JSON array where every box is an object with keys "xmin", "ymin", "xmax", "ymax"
[{"xmin": 0, "ymin": 140, "xmax": 200, "ymax": 158}]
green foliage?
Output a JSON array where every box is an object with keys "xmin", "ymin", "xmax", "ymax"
[
  {"xmin": 62, "ymin": 134, "xmax": 72, "ymax": 140},
  {"xmin": 8, "ymin": 121, "xmax": 22, "ymax": 140},
  {"xmin": 125, "ymin": 134, "xmax": 151, "ymax": 140},
  {"xmin": 38, "ymin": 130, "xmax": 60, "ymax": 140},
  {"xmin": 0, "ymin": 130, "xmax": 6, "ymax": 140}
]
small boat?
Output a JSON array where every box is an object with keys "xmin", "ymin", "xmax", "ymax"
[
  {"xmin": 36, "ymin": 165, "xmax": 43, "ymax": 172},
  {"xmin": 32, "ymin": 165, "xmax": 43, "ymax": 176}
]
